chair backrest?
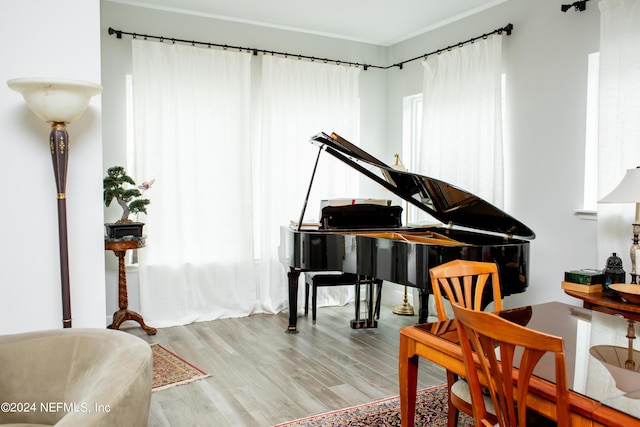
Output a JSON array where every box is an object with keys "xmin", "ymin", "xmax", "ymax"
[
  {"xmin": 452, "ymin": 305, "xmax": 570, "ymax": 427},
  {"xmin": 429, "ymin": 259, "xmax": 502, "ymax": 321}
]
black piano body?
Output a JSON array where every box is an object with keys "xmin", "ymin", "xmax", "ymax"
[{"xmin": 283, "ymin": 132, "xmax": 535, "ymax": 332}]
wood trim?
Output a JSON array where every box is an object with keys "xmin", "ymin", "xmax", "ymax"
[{"xmin": 564, "ymin": 289, "xmax": 640, "ymax": 322}]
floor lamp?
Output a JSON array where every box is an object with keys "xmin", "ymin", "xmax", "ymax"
[
  {"xmin": 391, "ymin": 154, "xmax": 415, "ymax": 316},
  {"xmin": 7, "ymin": 77, "xmax": 103, "ymax": 328}
]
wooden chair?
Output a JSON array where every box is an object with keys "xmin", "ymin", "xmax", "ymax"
[
  {"xmin": 429, "ymin": 259, "xmax": 502, "ymax": 427},
  {"xmin": 452, "ymin": 304, "xmax": 570, "ymax": 427}
]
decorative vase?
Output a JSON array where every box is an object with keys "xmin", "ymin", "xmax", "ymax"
[{"xmin": 603, "ymin": 253, "xmax": 626, "ymax": 292}]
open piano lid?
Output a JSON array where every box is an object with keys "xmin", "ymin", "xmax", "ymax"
[{"xmin": 311, "ymin": 132, "xmax": 535, "ymax": 240}]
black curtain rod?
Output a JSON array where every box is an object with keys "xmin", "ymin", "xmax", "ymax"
[
  {"xmin": 107, "ymin": 23, "xmax": 513, "ymax": 71},
  {"xmin": 391, "ymin": 23, "xmax": 513, "ymax": 70}
]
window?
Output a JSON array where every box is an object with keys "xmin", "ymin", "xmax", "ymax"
[
  {"xmin": 402, "ymin": 93, "xmax": 432, "ymax": 225},
  {"xmin": 579, "ymin": 52, "xmax": 600, "ymax": 218}
]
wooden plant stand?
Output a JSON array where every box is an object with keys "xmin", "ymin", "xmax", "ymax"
[{"xmin": 105, "ymin": 238, "xmax": 157, "ymax": 335}]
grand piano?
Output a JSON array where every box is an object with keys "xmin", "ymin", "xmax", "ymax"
[{"xmin": 282, "ymin": 132, "xmax": 535, "ymax": 332}]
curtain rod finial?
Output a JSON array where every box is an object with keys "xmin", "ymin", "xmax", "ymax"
[
  {"xmin": 107, "ymin": 27, "xmax": 122, "ymax": 39},
  {"xmin": 504, "ymin": 23, "xmax": 513, "ymax": 35}
]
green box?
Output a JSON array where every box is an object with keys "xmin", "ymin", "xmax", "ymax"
[{"xmin": 564, "ymin": 269, "xmax": 604, "ymax": 285}]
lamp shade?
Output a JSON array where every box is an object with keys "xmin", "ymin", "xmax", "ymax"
[
  {"xmin": 590, "ymin": 345, "xmax": 640, "ymax": 394},
  {"xmin": 599, "ymin": 167, "xmax": 640, "ymax": 204},
  {"xmin": 7, "ymin": 77, "xmax": 102, "ymax": 124}
]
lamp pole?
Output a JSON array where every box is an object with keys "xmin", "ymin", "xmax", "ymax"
[
  {"xmin": 51, "ymin": 122, "xmax": 72, "ymax": 326},
  {"xmin": 8, "ymin": 78, "xmax": 102, "ymax": 328}
]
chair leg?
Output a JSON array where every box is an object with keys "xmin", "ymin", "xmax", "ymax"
[
  {"xmin": 446, "ymin": 370, "xmax": 460, "ymax": 427},
  {"xmin": 304, "ymin": 280, "xmax": 310, "ymax": 317},
  {"xmin": 312, "ymin": 283, "xmax": 318, "ymax": 324},
  {"xmin": 352, "ymin": 280, "xmax": 360, "ymax": 321}
]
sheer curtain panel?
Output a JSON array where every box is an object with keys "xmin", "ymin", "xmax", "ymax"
[
  {"xmin": 418, "ymin": 34, "xmax": 504, "ymax": 208},
  {"xmin": 258, "ymin": 56, "xmax": 361, "ymax": 313},
  {"xmin": 597, "ymin": 0, "xmax": 640, "ymax": 265},
  {"xmin": 132, "ymin": 40, "xmax": 255, "ymax": 327},
  {"xmin": 131, "ymin": 41, "xmax": 361, "ymax": 327}
]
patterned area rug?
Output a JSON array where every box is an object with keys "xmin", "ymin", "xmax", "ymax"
[
  {"xmin": 272, "ymin": 384, "xmax": 474, "ymax": 426},
  {"xmin": 151, "ymin": 344, "xmax": 210, "ymax": 391}
]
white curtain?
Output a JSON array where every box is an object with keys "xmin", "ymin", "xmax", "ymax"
[
  {"xmin": 132, "ymin": 40, "xmax": 255, "ymax": 327},
  {"xmin": 418, "ymin": 34, "xmax": 504, "ymax": 208},
  {"xmin": 131, "ymin": 41, "xmax": 361, "ymax": 327},
  {"xmin": 597, "ymin": 0, "xmax": 640, "ymax": 267},
  {"xmin": 258, "ymin": 56, "xmax": 361, "ymax": 312}
]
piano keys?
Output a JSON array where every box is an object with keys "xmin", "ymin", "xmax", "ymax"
[{"xmin": 281, "ymin": 132, "xmax": 535, "ymax": 332}]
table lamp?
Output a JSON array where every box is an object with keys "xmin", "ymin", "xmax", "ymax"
[
  {"xmin": 599, "ymin": 166, "xmax": 640, "ymax": 284},
  {"xmin": 7, "ymin": 77, "xmax": 103, "ymax": 328}
]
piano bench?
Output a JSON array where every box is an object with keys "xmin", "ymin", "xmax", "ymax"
[{"xmin": 304, "ymin": 272, "xmax": 383, "ymax": 327}]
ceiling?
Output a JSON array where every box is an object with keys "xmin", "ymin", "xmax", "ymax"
[{"xmin": 106, "ymin": 0, "xmax": 509, "ymax": 46}]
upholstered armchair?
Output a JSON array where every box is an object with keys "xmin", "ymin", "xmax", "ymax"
[{"xmin": 0, "ymin": 328, "xmax": 152, "ymax": 426}]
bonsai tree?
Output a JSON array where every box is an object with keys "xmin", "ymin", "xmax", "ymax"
[{"xmin": 103, "ymin": 166, "xmax": 152, "ymax": 223}]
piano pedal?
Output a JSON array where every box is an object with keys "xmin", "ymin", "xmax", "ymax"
[{"xmin": 350, "ymin": 319, "xmax": 378, "ymax": 329}]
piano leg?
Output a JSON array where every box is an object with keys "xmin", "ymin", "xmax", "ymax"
[
  {"xmin": 418, "ymin": 290, "xmax": 430, "ymax": 324},
  {"xmin": 286, "ymin": 268, "xmax": 301, "ymax": 334}
]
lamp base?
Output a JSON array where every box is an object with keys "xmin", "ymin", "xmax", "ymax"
[
  {"xmin": 393, "ymin": 302, "xmax": 415, "ymax": 316},
  {"xmin": 630, "ymin": 223, "xmax": 640, "ymax": 285},
  {"xmin": 393, "ymin": 285, "xmax": 415, "ymax": 316}
]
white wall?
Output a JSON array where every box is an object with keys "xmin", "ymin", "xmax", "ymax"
[
  {"xmin": 101, "ymin": 0, "xmax": 604, "ymax": 319},
  {"xmin": 0, "ymin": 0, "xmax": 106, "ymax": 334}
]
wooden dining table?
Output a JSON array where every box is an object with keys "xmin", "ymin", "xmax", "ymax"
[{"xmin": 399, "ymin": 301, "xmax": 640, "ymax": 427}]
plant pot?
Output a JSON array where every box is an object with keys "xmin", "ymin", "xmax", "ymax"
[{"xmin": 105, "ymin": 222, "xmax": 145, "ymax": 239}]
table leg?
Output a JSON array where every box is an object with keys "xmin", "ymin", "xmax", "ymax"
[
  {"xmin": 107, "ymin": 249, "xmax": 157, "ymax": 335},
  {"xmin": 115, "ymin": 250, "xmax": 128, "ymax": 310},
  {"xmin": 399, "ymin": 334, "xmax": 418, "ymax": 427}
]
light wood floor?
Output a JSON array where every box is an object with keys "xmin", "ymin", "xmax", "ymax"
[{"xmin": 127, "ymin": 300, "xmax": 446, "ymax": 427}]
